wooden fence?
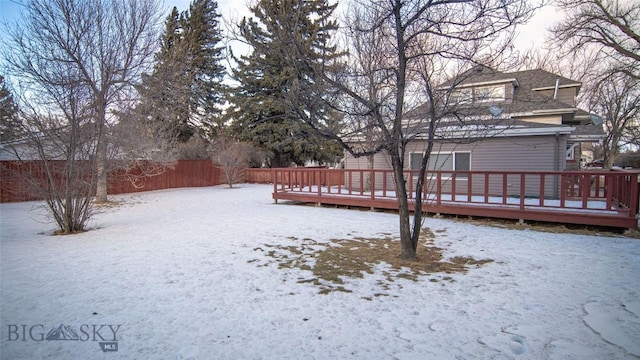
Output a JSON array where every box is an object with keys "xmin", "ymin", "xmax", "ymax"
[
  {"xmin": 245, "ymin": 167, "xmax": 345, "ymax": 186},
  {"xmin": 244, "ymin": 168, "xmax": 273, "ymax": 183},
  {"xmin": 0, "ymin": 160, "xmax": 223, "ymax": 203},
  {"xmin": 107, "ymin": 160, "xmax": 223, "ymax": 195}
]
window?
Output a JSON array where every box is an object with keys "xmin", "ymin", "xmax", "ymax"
[
  {"xmin": 474, "ymin": 85, "xmax": 505, "ymax": 103},
  {"xmin": 410, "ymin": 152, "xmax": 471, "ymax": 178},
  {"xmin": 454, "ymin": 152, "xmax": 471, "ymax": 172},
  {"xmin": 410, "ymin": 152, "xmax": 423, "ymax": 170},
  {"xmin": 449, "ymin": 85, "xmax": 506, "ymax": 104},
  {"xmin": 450, "ymin": 88, "xmax": 472, "ymax": 104},
  {"xmin": 566, "ymin": 143, "xmax": 578, "ymax": 161}
]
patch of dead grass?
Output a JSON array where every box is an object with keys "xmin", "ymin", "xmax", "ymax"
[
  {"xmin": 445, "ymin": 215, "xmax": 636, "ymax": 238},
  {"xmin": 253, "ymin": 228, "xmax": 493, "ymax": 295}
]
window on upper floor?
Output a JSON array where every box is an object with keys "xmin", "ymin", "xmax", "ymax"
[
  {"xmin": 449, "ymin": 85, "xmax": 506, "ymax": 105},
  {"xmin": 474, "ymin": 85, "xmax": 505, "ymax": 103},
  {"xmin": 450, "ymin": 88, "xmax": 472, "ymax": 104}
]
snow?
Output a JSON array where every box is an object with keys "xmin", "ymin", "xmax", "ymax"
[{"xmin": 1, "ymin": 184, "xmax": 639, "ymax": 359}]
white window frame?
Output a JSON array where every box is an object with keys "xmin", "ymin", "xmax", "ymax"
[
  {"xmin": 474, "ymin": 85, "xmax": 505, "ymax": 103},
  {"xmin": 450, "ymin": 88, "xmax": 472, "ymax": 104},
  {"xmin": 566, "ymin": 143, "xmax": 579, "ymax": 160},
  {"xmin": 409, "ymin": 152, "xmax": 423, "ymax": 170},
  {"xmin": 410, "ymin": 151, "xmax": 472, "ymax": 179}
]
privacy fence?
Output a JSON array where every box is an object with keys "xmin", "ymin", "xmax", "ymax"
[{"xmin": 0, "ymin": 160, "xmax": 224, "ymax": 203}]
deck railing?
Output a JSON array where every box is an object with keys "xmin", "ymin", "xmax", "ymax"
[{"xmin": 272, "ymin": 168, "xmax": 639, "ymax": 228}]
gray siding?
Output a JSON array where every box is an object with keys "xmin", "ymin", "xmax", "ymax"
[
  {"xmin": 343, "ymin": 151, "xmax": 393, "ymax": 192},
  {"xmin": 407, "ymin": 135, "xmax": 566, "ymax": 197},
  {"xmin": 346, "ymin": 135, "xmax": 568, "ymax": 197},
  {"xmin": 404, "ymin": 135, "xmax": 566, "ymax": 172}
]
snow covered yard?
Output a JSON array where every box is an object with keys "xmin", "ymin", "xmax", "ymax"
[{"xmin": 1, "ymin": 184, "xmax": 639, "ymax": 359}]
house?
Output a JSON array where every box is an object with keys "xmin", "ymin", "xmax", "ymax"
[
  {"xmin": 344, "ymin": 67, "xmax": 603, "ymax": 176},
  {"xmin": 272, "ymin": 68, "xmax": 635, "ymax": 227}
]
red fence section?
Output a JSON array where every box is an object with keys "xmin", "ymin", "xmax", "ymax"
[
  {"xmin": 244, "ymin": 168, "xmax": 273, "ymax": 183},
  {"xmin": 107, "ymin": 160, "xmax": 223, "ymax": 195},
  {"xmin": 1, "ymin": 160, "xmax": 223, "ymax": 203},
  {"xmin": 0, "ymin": 161, "xmax": 68, "ymax": 202}
]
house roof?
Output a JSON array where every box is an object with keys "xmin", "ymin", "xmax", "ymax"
[
  {"xmin": 569, "ymin": 123, "xmax": 606, "ymax": 142},
  {"xmin": 404, "ymin": 117, "xmax": 575, "ymax": 141},
  {"xmin": 438, "ymin": 66, "xmax": 580, "ymax": 91},
  {"xmin": 409, "ymin": 66, "xmax": 604, "ymax": 141},
  {"xmin": 507, "ymin": 69, "xmax": 581, "ymax": 92},
  {"xmin": 438, "ymin": 66, "xmax": 582, "ymax": 114}
]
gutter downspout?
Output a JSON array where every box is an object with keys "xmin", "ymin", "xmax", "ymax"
[{"xmin": 554, "ymin": 132, "xmax": 560, "ymax": 198}]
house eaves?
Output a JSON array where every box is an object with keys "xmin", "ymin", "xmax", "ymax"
[
  {"xmin": 530, "ymin": 108, "xmax": 577, "ymax": 115},
  {"xmin": 436, "ymin": 78, "xmax": 520, "ymax": 90},
  {"xmin": 411, "ymin": 124, "xmax": 574, "ymax": 141},
  {"xmin": 569, "ymin": 134, "xmax": 604, "ymax": 142},
  {"xmin": 498, "ymin": 125, "xmax": 574, "ymax": 137},
  {"xmin": 568, "ymin": 123, "xmax": 605, "ymax": 142},
  {"xmin": 531, "ymin": 83, "xmax": 582, "ymax": 91}
]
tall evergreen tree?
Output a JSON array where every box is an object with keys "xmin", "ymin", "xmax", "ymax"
[
  {"xmin": 0, "ymin": 75, "xmax": 20, "ymax": 142},
  {"xmin": 227, "ymin": 0, "xmax": 343, "ymax": 167},
  {"xmin": 137, "ymin": 0, "xmax": 226, "ymax": 143},
  {"xmin": 184, "ymin": 0, "xmax": 227, "ymax": 137},
  {"xmin": 137, "ymin": 7, "xmax": 192, "ymax": 142}
]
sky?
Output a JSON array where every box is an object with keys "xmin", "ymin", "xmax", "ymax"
[{"xmin": 0, "ymin": 0, "xmax": 559, "ymax": 55}]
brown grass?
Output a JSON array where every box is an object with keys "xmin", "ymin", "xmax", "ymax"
[{"xmin": 253, "ymin": 228, "xmax": 493, "ymax": 295}]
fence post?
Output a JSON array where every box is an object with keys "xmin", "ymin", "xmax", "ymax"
[
  {"xmin": 519, "ymin": 173, "xmax": 525, "ymax": 211},
  {"xmin": 630, "ymin": 172, "xmax": 639, "ymax": 218},
  {"xmin": 272, "ymin": 169, "xmax": 278, "ymax": 204}
]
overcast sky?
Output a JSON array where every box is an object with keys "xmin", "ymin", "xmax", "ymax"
[{"xmin": 0, "ymin": 0, "xmax": 560, "ymax": 62}]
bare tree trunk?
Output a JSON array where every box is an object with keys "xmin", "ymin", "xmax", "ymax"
[
  {"xmin": 389, "ymin": 147, "xmax": 416, "ymax": 260},
  {"xmin": 364, "ymin": 154, "xmax": 374, "ymax": 191},
  {"xmin": 95, "ymin": 141, "xmax": 108, "ymax": 202}
]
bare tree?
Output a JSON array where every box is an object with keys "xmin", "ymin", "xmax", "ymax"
[
  {"xmin": 548, "ymin": 0, "xmax": 640, "ymax": 166},
  {"xmin": 3, "ymin": 78, "xmax": 99, "ymax": 233},
  {"xmin": 588, "ymin": 72, "xmax": 640, "ymax": 168},
  {"xmin": 108, "ymin": 109, "xmax": 180, "ymax": 188},
  {"xmin": 550, "ymin": 0, "xmax": 640, "ymax": 80},
  {"xmin": 1, "ymin": 0, "xmax": 163, "ymax": 233},
  {"xmin": 4, "ymin": 0, "xmax": 163, "ymax": 203},
  {"xmin": 286, "ymin": 0, "xmax": 537, "ymax": 260},
  {"xmin": 211, "ymin": 137, "xmax": 254, "ymax": 188},
  {"xmin": 514, "ymin": 47, "xmax": 599, "ymax": 84}
]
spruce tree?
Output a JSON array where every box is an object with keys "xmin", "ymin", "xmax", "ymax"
[
  {"xmin": 136, "ymin": 1, "xmax": 226, "ymax": 143},
  {"xmin": 0, "ymin": 75, "xmax": 20, "ymax": 142},
  {"xmin": 227, "ymin": 0, "xmax": 343, "ymax": 167},
  {"xmin": 183, "ymin": 0, "xmax": 227, "ymax": 137},
  {"xmin": 137, "ymin": 7, "xmax": 193, "ymax": 142}
]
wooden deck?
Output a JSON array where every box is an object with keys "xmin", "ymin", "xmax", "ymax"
[{"xmin": 270, "ymin": 168, "xmax": 640, "ymax": 229}]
